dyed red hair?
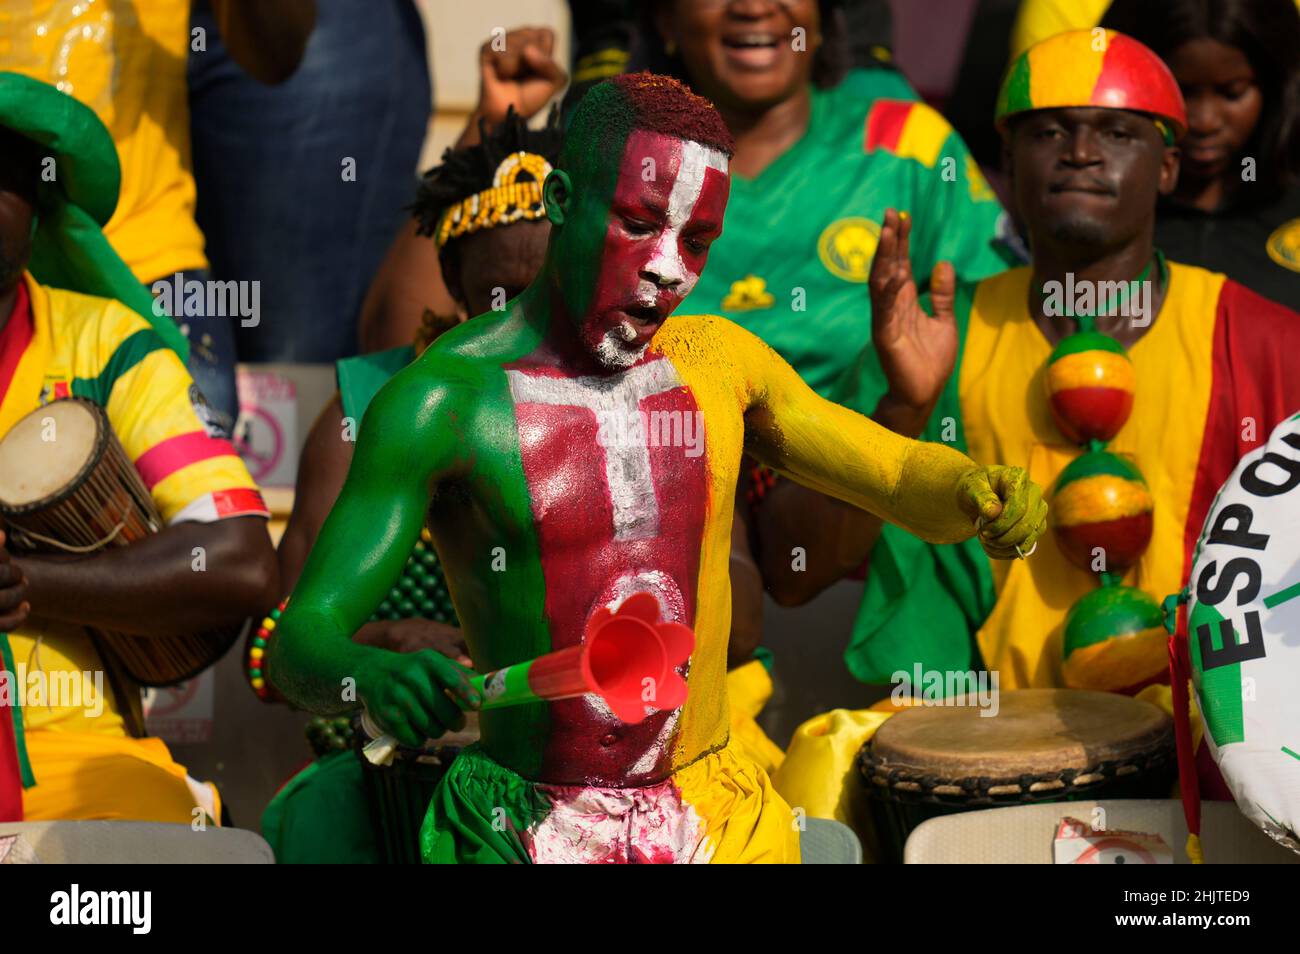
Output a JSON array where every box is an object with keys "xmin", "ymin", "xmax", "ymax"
[
  {"xmin": 609, "ymin": 72, "xmax": 735, "ymax": 157},
  {"xmin": 561, "ymin": 72, "xmax": 734, "ymax": 178}
]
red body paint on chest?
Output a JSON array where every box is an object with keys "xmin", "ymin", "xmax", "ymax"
[{"xmin": 505, "ymin": 354, "xmax": 708, "ymax": 784}]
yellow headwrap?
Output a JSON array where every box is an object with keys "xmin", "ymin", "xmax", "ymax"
[{"xmin": 435, "ymin": 151, "xmax": 553, "ymax": 248}]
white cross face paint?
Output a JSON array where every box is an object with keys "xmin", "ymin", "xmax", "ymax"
[
  {"xmin": 578, "ymin": 131, "xmax": 730, "ymax": 371},
  {"xmin": 640, "ymin": 141, "xmax": 730, "ymax": 302}
]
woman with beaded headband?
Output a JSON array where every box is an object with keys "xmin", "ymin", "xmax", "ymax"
[{"xmin": 358, "ymin": 26, "xmax": 569, "ymax": 353}]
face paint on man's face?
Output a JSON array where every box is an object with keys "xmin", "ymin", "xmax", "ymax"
[{"xmin": 578, "ymin": 130, "xmax": 729, "ymax": 370}]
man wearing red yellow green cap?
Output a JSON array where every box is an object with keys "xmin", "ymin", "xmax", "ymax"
[{"xmin": 762, "ymin": 29, "xmax": 1300, "ymax": 699}]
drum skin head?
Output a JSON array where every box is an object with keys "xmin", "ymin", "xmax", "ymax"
[
  {"xmin": 0, "ymin": 399, "xmax": 101, "ymax": 509},
  {"xmin": 868, "ymin": 689, "xmax": 1172, "ymax": 780}
]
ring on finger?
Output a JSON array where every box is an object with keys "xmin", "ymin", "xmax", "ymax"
[{"xmin": 1015, "ymin": 540, "xmax": 1037, "ymax": 559}]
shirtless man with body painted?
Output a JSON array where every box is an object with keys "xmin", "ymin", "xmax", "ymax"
[{"xmin": 271, "ymin": 73, "xmax": 1047, "ymax": 864}]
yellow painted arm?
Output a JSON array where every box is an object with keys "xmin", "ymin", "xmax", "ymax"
[{"xmin": 730, "ymin": 321, "xmax": 981, "ymax": 545}]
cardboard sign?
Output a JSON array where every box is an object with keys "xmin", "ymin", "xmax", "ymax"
[{"xmin": 234, "ymin": 368, "xmax": 298, "ymax": 487}]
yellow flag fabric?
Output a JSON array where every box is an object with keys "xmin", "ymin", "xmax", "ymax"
[
  {"xmin": 726, "ymin": 660, "xmax": 786, "ymax": 776},
  {"xmin": 1011, "ymin": 0, "xmax": 1300, "ymax": 58},
  {"xmin": 773, "ymin": 708, "xmax": 895, "ymax": 860},
  {"xmin": 1010, "ymin": 0, "xmax": 1112, "ymax": 58}
]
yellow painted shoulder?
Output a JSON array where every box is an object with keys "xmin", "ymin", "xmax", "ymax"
[{"xmin": 656, "ymin": 312, "xmax": 779, "ymax": 402}]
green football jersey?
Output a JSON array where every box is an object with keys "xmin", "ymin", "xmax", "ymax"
[{"xmin": 680, "ymin": 69, "xmax": 1019, "ymax": 398}]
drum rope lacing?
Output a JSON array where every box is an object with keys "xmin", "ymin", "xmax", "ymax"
[
  {"xmin": 8, "ymin": 515, "xmax": 129, "ymax": 554},
  {"xmin": 859, "ymin": 745, "xmax": 1176, "ymax": 803}
]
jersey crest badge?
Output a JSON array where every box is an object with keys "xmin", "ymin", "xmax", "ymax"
[{"xmin": 818, "ymin": 217, "xmax": 881, "ymax": 283}]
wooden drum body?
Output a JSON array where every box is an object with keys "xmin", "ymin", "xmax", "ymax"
[
  {"xmin": 0, "ymin": 396, "xmax": 157, "ymax": 549},
  {"xmin": 859, "ymin": 689, "xmax": 1176, "ymax": 862},
  {"xmin": 0, "ymin": 398, "xmax": 236, "ymax": 686}
]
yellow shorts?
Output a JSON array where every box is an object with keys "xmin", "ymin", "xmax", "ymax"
[{"xmin": 726, "ymin": 659, "xmax": 786, "ymax": 776}]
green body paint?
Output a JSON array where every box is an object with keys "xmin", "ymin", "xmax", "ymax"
[
  {"xmin": 270, "ymin": 85, "xmax": 633, "ymax": 779},
  {"xmin": 271, "ymin": 298, "xmax": 560, "ymax": 777}
]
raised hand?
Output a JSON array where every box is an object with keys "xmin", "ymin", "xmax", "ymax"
[
  {"xmin": 0, "ymin": 530, "xmax": 30, "ymax": 632},
  {"xmin": 355, "ymin": 648, "xmax": 482, "ymax": 748},
  {"xmin": 956, "ymin": 465, "xmax": 1049, "ymax": 560},
  {"xmin": 869, "ymin": 208, "xmax": 959, "ymax": 413},
  {"xmin": 477, "ymin": 26, "xmax": 568, "ymax": 125}
]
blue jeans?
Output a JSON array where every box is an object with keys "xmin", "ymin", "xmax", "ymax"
[
  {"xmin": 187, "ymin": 0, "xmax": 431, "ymax": 362},
  {"xmin": 150, "ymin": 267, "xmax": 240, "ymax": 438}
]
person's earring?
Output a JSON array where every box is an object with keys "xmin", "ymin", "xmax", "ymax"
[{"xmin": 665, "ymin": 39, "xmax": 678, "ymax": 57}]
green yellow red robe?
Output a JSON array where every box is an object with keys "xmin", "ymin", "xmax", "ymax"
[{"xmin": 837, "ymin": 261, "xmax": 1300, "ymax": 688}]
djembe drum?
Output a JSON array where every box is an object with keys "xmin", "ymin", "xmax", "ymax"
[
  {"xmin": 859, "ymin": 689, "xmax": 1176, "ymax": 862},
  {"xmin": 355, "ymin": 712, "xmax": 479, "ymax": 864},
  {"xmin": 0, "ymin": 398, "xmax": 237, "ymax": 686}
]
